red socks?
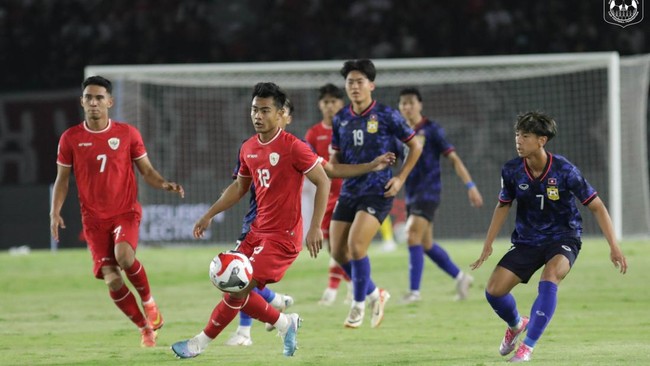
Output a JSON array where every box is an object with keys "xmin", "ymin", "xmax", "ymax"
[
  {"xmin": 203, "ymin": 291, "xmax": 281, "ymax": 339},
  {"xmin": 125, "ymin": 259, "xmax": 151, "ymax": 302},
  {"xmin": 328, "ymin": 264, "xmax": 350, "ymax": 289},
  {"xmin": 109, "ymin": 284, "xmax": 146, "ymax": 328}
]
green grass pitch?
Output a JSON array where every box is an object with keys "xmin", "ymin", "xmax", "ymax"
[{"xmin": 1, "ymin": 239, "xmax": 649, "ymax": 365}]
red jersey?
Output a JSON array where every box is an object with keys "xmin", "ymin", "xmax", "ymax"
[
  {"xmin": 304, "ymin": 121, "xmax": 342, "ymax": 199},
  {"xmin": 238, "ymin": 129, "xmax": 320, "ymax": 239},
  {"xmin": 57, "ymin": 120, "xmax": 147, "ymax": 220}
]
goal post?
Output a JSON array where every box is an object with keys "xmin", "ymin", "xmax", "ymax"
[{"xmin": 85, "ymin": 52, "xmax": 650, "ymax": 245}]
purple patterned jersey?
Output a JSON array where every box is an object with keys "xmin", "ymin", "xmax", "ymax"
[
  {"xmin": 499, "ymin": 153, "xmax": 597, "ymax": 246},
  {"xmin": 332, "ymin": 100, "xmax": 415, "ymax": 198}
]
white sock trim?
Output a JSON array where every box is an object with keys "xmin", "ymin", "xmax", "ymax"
[
  {"xmin": 196, "ymin": 331, "xmax": 213, "ymax": 349},
  {"xmin": 273, "ymin": 313, "xmax": 289, "ymax": 333}
]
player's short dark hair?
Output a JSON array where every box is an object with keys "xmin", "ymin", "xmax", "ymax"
[
  {"xmin": 251, "ymin": 82, "xmax": 287, "ymax": 110},
  {"xmin": 319, "ymin": 83, "xmax": 344, "ymax": 100},
  {"xmin": 82, "ymin": 75, "xmax": 112, "ymax": 94},
  {"xmin": 399, "ymin": 87, "xmax": 422, "ymax": 102},
  {"xmin": 515, "ymin": 111, "xmax": 557, "ymax": 141},
  {"xmin": 284, "ymin": 98, "xmax": 294, "ymax": 116},
  {"xmin": 340, "ymin": 59, "xmax": 376, "ymax": 81}
]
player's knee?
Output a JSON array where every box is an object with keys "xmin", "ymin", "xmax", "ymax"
[
  {"xmin": 104, "ymin": 272, "xmax": 124, "ymax": 291},
  {"xmin": 330, "ymin": 245, "xmax": 348, "ymax": 264},
  {"xmin": 348, "ymin": 244, "xmax": 367, "ymax": 259},
  {"xmin": 114, "ymin": 242, "xmax": 135, "ymax": 269},
  {"xmin": 484, "ymin": 280, "xmax": 508, "ymax": 297}
]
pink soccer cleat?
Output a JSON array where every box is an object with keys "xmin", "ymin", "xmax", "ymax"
[{"xmin": 499, "ymin": 316, "xmax": 529, "ymax": 356}]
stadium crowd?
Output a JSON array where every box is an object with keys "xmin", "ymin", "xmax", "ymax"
[{"xmin": 1, "ymin": 0, "xmax": 646, "ymax": 92}]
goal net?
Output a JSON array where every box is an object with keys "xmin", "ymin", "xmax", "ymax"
[{"xmin": 86, "ymin": 52, "xmax": 650, "ymax": 245}]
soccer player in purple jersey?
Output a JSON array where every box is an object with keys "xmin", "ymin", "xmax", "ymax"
[
  {"xmin": 470, "ymin": 112, "xmax": 627, "ymax": 362},
  {"xmin": 330, "ymin": 59, "xmax": 422, "ymax": 329},
  {"xmin": 398, "ymin": 88, "xmax": 484, "ymax": 303}
]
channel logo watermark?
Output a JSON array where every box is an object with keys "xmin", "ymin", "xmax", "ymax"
[{"xmin": 604, "ymin": 0, "xmax": 644, "ymax": 27}]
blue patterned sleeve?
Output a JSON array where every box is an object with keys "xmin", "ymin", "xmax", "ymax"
[
  {"xmin": 430, "ymin": 124, "xmax": 455, "ymax": 155},
  {"xmin": 331, "ymin": 115, "xmax": 340, "ymax": 151},
  {"xmin": 567, "ymin": 166, "xmax": 597, "ymax": 205},
  {"xmin": 388, "ymin": 109, "xmax": 415, "ymax": 142},
  {"xmin": 498, "ymin": 165, "xmax": 515, "ymax": 203}
]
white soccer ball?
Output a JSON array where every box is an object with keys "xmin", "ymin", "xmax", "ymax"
[{"xmin": 209, "ymin": 250, "xmax": 253, "ymax": 293}]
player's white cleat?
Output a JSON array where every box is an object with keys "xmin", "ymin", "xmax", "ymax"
[
  {"xmin": 454, "ymin": 273, "xmax": 474, "ymax": 301},
  {"xmin": 500, "ymin": 316, "xmax": 529, "ymax": 356},
  {"xmin": 318, "ymin": 287, "xmax": 337, "ymax": 306},
  {"xmin": 343, "ymin": 304, "xmax": 365, "ymax": 328},
  {"xmin": 369, "ymin": 288, "xmax": 390, "ymax": 328},
  {"xmin": 171, "ymin": 337, "xmax": 203, "ymax": 358},
  {"xmin": 279, "ymin": 313, "xmax": 302, "ymax": 357},
  {"xmin": 509, "ymin": 343, "xmax": 533, "ymax": 362},
  {"xmin": 402, "ymin": 291, "xmax": 421, "ymax": 304},
  {"xmin": 225, "ymin": 331, "xmax": 253, "ymax": 346}
]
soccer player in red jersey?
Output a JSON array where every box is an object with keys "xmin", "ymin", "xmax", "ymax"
[
  {"xmin": 171, "ymin": 82, "xmax": 331, "ymax": 358},
  {"xmin": 304, "ymin": 84, "xmax": 352, "ymax": 306},
  {"xmin": 50, "ymin": 76, "xmax": 184, "ymax": 347}
]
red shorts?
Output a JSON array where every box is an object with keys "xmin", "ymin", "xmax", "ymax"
[
  {"xmin": 321, "ymin": 196, "xmax": 338, "ymax": 240},
  {"xmin": 237, "ymin": 230, "xmax": 301, "ymax": 288},
  {"xmin": 82, "ymin": 212, "xmax": 141, "ymax": 279}
]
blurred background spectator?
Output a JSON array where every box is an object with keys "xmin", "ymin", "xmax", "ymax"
[{"xmin": 1, "ymin": 0, "xmax": 647, "ymax": 93}]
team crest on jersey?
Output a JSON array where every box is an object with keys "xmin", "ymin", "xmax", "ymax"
[
  {"xmin": 546, "ymin": 186, "xmax": 559, "ymax": 201},
  {"xmin": 108, "ymin": 137, "xmax": 120, "ymax": 150},
  {"xmin": 269, "ymin": 152, "xmax": 280, "ymax": 166},
  {"xmin": 367, "ymin": 115, "xmax": 379, "ymax": 133}
]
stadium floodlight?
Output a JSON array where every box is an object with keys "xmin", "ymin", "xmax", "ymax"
[{"xmin": 85, "ymin": 52, "xmax": 650, "ymax": 245}]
